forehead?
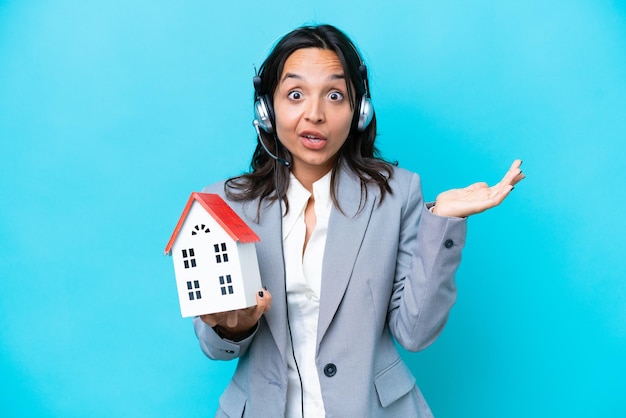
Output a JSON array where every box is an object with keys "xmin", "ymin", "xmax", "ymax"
[{"xmin": 281, "ymin": 48, "xmax": 345, "ymax": 78}]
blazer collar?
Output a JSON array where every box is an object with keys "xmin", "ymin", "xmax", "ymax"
[{"xmin": 247, "ymin": 198, "xmax": 289, "ymax": 361}]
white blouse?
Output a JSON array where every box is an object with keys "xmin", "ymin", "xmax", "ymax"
[{"xmin": 282, "ymin": 171, "xmax": 332, "ymax": 418}]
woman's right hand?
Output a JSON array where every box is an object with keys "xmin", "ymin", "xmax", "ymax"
[{"xmin": 199, "ymin": 288, "xmax": 272, "ymax": 341}]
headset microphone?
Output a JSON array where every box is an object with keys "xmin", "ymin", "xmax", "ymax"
[{"xmin": 253, "ymin": 120, "xmax": 291, "ymax": 168}]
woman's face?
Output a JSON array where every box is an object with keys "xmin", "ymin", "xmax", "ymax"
[{"xmin": 272, "ymin": 48, "xmax": 354, "ymax": 185}]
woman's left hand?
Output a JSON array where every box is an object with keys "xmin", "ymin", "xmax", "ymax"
[{"xmin": 432, "ymin": 159, "xmax": 525, "ymax": 218}]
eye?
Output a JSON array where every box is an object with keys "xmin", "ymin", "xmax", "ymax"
[
  {"xmin": 287, "ymin": 91, "xmax": 303, "ymax": 100},
  {"xmin": 328, "ymin": 91, "xmax": 344, "ymax": 101}
]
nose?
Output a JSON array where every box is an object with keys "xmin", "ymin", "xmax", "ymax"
[{"xmin": 304, "ymin": 97, "xmax": 324, "ymax": 123}]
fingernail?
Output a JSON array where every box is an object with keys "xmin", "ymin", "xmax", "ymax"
[{"xmin": 258, "ymin": 291, "xmax": 264, "ymax": 297}]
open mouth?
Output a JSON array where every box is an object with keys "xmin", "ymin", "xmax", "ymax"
[{"xmin": 303, "ymin": 134, "xmax": 322, "ymax": 142}]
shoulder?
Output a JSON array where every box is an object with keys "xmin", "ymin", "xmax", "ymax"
[
  {"xmin": 385, "ymin": 166, "xmax": 423, "ymax": 200},
  {"xmin": 389, "ymin": 166, "xmax": 420, "ymax": 186},
  {"xmin": 201, "ymin": 180, "xmax": 227, "ymax": 197},
  {"xmin": 338, "ymin": 161, "xmax": 420, "ymax": 190},
  {"xmin": 201, "ymin": 178, "xmax": 267, "ymax": 224}
]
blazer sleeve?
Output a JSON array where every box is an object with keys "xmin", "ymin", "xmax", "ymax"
[
  {"xmin": 192, "ymin": 180, "xmax": 258, "ymax": 361},
  {"xmin": 387, "ymin": 172, "xmax": 467, "ymax": 352},
  {"xmin": 193, "ymin": 317, "xmax": 257, "ymax": 361}
]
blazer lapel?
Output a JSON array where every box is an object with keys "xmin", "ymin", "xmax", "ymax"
[
  {"xmin": 317, "ymin": 167, "xmax": 377, "ymax": 344},
  {"xmin": 249, "ymin": 199, "xmax": 289, "ymax": 362}
]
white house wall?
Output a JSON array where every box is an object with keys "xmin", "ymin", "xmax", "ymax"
[
  {"xmin": 170, "ymin": 201, "xmax": 260, "ymax": 317},
  {"xmin": 236, "ymin": 242, "xmax": 262, "ymax": 307}
]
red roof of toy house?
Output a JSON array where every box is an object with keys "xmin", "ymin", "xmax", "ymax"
[{"xmin": 164, "ymin": 192, "xmax": 260, "ymax": 255}]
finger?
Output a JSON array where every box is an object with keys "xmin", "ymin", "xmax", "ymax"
[
  {"xmin": 490, "ymin": 176, "xmax": 517, "ymax": 201},
  {"xmin": 257, "ymin": 288, "xmax": 272, "ymax": 313},
  {"xmin": 494, "ymin": 160, "xmax": 523, "ymax": 190},
  {"xmin": 467, "ymin": 181, "xmax": 489, "ymax": 191},
  {"xmin": 225, "ymin": 310, "xmax": 238, "ymax": 328},
  {"xmin": 494, "ymin": 183, "xmax": 514, "ymax": 202},
  {"xmin": 493, "ymin": 168, "xmax": 525, "ymax": 202},
  {"xmin": 199, "ymin": 312, "xmax": 222, "ymax": 327},
  {"xmin": 511, "ymin": 169, "xmax": 526, "ymax": 185},
  {"xmin": 505, "ymin": 169, "xmax": 525, "ymax": 189},
  {"xmin": 235, "ymin": 290, "xmax": 271, "ymax": 326},
  {"xmin": 505, "ymin": 161, "xmax": 522, "ymax": 182},
  {"xmin": 250, "ymin": 289, "xmax": 271, "ymax": 318},
  {"xmin": 238, "ymin": 289, "xmax": 271, "ymax": 320},
  {"xmin": 510, "ymin": 175, "xmax": 525, "ymax": 187}
]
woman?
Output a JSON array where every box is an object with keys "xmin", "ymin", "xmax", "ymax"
[{"xmin": 194, "ymin": 24, "xmax": 524, "ymax": 417}]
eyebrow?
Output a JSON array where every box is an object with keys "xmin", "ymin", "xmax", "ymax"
[{"xmin": 281, "ymin": 72, "xmax": 346, "ymax": 82}]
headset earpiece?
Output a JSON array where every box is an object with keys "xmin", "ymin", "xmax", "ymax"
[
  {"xmin": 254, "ymin": 95, "xmax": 274, "ymax": 134},
  {"xmin": 356, "ymin": 95, "xmax": 373, "ymax": 132},
  {"xmin": 253, "ymin": 75, "xmax": 275, "ymax": 134},
  {"xmin": 355, "ymin": 63, "xmax": 374, "ymax": 132}
]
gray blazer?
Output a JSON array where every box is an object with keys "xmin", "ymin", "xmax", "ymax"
[{"xmin": 194, "ymin": 165, "xmax": 467, "ymax": 418}]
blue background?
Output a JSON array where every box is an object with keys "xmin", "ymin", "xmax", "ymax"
[{"xmin": 1, "ymin": 1, "xmax": 625, "ymax": 417}]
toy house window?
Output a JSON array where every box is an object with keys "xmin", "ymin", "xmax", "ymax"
[
  {"xmin": 214, "ymin": 243, "xmax": 229, "ymax": 263},
  {"xmin": 219, "ymin": 275, "xmax": 234, "ymax": 295},
  {"xmin": 187, "ymin": 280, "xmax": 202, "ymax": 301},
  {"xmin": 192, "ymin": 224, "xmax": 210, "ymax": 236},
  {"xmin": 182, "ymin": 248, "xmax": 197, "ymax": 269}
]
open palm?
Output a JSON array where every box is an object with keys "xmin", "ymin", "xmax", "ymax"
[{"xmin": 432, "ymin": 160, "xmax": 525, "ymax": 218}]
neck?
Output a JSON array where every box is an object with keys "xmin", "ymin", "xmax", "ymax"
[{"xmin": 292, "ymin": 167, "xmax": 331, "ymax": 193}]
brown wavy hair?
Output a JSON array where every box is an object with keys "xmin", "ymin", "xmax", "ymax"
[{"xmin": 225, "ymin": 24, "xmax": 395, "ymax": 218}]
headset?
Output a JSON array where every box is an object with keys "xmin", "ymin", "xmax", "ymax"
[{"xmin": 252, "ymin": 47, "xmax": 375, "ymax": 136}]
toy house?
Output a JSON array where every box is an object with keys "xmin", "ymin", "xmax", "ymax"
[{"xmin": 164, "ymin": 192, "xmax": 262, "ymax": 317}]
